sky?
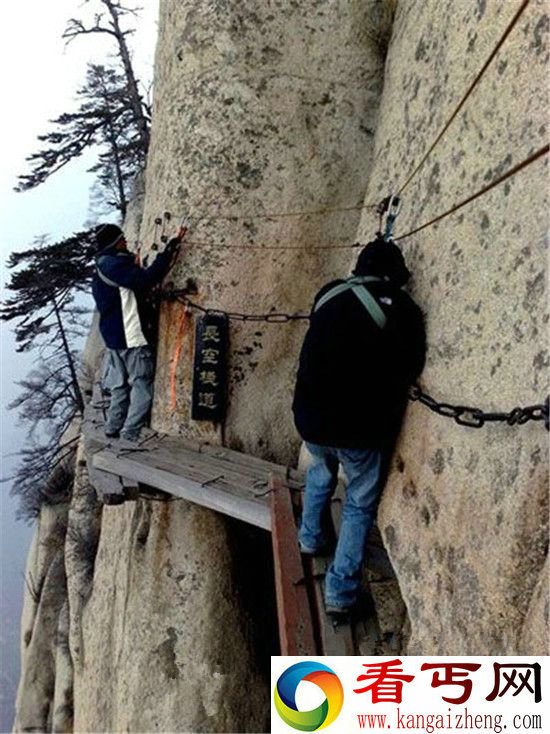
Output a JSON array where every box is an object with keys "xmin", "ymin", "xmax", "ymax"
[{"xmin": 0, "ymin": 2, "xmax": 159, "ymax": 729}]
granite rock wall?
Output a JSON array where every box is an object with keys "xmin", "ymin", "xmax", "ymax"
[
  {"xmin": 142, "ymin": 0, "xmax": 390, "ymax": 462},
  {"xmin": 357, "ymin": 0, "xmax": 549, "ymax": 654}
]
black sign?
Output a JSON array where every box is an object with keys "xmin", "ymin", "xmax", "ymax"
[{"xmin": 191, "ymin": 313, "xmax": 229, "ymax": 423}]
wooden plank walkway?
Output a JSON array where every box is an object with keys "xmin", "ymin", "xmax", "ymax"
[
  {"xmin": 82, "ymin": 393, "xmax": 303, "ymax": 530},
  {"xmin": 269, "ymin": 473, "xmax": 354, "ymax": 655},
  {"xmin": 82, "ymin": 391, "xmax": 368, "ymax": 655}
]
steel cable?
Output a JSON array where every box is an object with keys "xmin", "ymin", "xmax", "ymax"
[
  {"xmin": 396, "ymin": 0, "xmax": 532, "ymax": 196},
  {"xmin": 395, "ymin": 143, "xmax": 549, "ymax": 240}
]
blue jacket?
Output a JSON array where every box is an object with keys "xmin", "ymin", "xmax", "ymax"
[{"xmin": 92, "ymin": 246, "xmax": 172, "ymax": 350}]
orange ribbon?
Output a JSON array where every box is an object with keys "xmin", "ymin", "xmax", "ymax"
[{"xmin": 169, "ymin": 303, "xmax": 191, "ymax": 410}]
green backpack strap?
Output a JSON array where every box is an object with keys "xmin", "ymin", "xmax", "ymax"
[
  {"xmin": 313, "ymin": 276, "xmax": 387, "ymax": 329},
  {"xmin": 350, "ymin": 284, "xmax": 387, "ymax": 329}
]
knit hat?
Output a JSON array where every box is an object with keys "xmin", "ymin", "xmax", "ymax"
[
  {"xmin": 353, "ymin": 236, "xmax": 411, "ymax": 286},
  {"xmin": 96, "ymin": 223, "xmax": 124, "ymax": 252}
]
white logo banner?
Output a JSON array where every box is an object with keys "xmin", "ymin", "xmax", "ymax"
[{"xmin": 271, "ymin": 656, "xmax": 547, "ymax": 734}]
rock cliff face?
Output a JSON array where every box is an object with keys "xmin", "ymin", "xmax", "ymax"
[
  {"xmin": 68, "ymin": 4, "xmax": 391, "ymax": 731},
  {"xmin": 14, "ymin": 0, "xmax": 548, "ymax": 731},
  {"xmin": 13, "ymin": 504, "xmax": 70, "ymax": 733},
  {"xmin": 358, "ymin": 0, "xmax": 549, "ymax": 654},
  {"xmin": 145, "ymin": 0, "xmax": 389, "ymax": 460}
]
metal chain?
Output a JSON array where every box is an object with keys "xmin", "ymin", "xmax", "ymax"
[
  {"xmin": 162, "ymin": 291, "xmax": 310, "ymax": 322},
  {"xmin": 409, "ymin": 385, "xmax": 549, "ymax": 430},
  {"xmin": 161, "ymin": 293, "xmax": 548, "ymax": 430}
]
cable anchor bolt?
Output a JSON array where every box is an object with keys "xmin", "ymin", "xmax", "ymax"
[{"xmin": 383, "ymin": 194, "xmax": 401, "ymax": 241}]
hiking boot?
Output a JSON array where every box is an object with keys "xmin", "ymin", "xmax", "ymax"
[
  {"xmin": 325, "ymin": 603, "xmax": 352, "ymax": 625},
  {"xmin": 116, "ymin": 436, "xmax": 141, "ymax": 452}
]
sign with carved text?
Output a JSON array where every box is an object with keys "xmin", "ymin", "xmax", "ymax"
[{"xmin": 191, "ymin": 313, "xmax": 229, "ymax": 423}]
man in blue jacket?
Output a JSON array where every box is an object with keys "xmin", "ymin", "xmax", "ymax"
[
  {"xmin": 92, "ymin": 223, "xmax": 181, "ymax": 441},
  {"xmin": 292, "ymin": 237, "xmax": 425, "ymax": 616}
]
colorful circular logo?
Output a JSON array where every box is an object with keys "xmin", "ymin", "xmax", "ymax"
[{"xmin": 274, "ymin": 661, "xmax": 344, "ymax": 731}]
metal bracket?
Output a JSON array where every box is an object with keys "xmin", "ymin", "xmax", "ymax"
[
  {"xmin": 160, "ymin": 211, "xmax": 171, "ymax": 243},
  {"xmin": 383, "ymin": 195, "xmax": 401, "ymax": 241}
]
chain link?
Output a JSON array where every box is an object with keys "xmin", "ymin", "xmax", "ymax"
[
  {"xmin": 162, "ymin": 291, "xmax": 310, "ymax": 322},
  {"xmin": 409, "ymin": 385, "xmax": 549, "ymax": 430},
  {"xmin": 162, "ymin": 292, "xmax": 547, "ymax": 430}
]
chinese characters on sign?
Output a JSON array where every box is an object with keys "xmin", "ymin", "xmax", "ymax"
[
  {"xmin": 353, "ymin": 659, "xmax": 542, "ymax": 705},
  {"xmin": 191, "ymin": 313, "xmax": 228, "ymax": 423}
]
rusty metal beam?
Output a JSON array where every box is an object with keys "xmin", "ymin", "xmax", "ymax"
[{"xmin": 270, "ymin": 473, "xmax": 316, "ymax": 656}]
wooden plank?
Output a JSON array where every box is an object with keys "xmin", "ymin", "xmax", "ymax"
[
  {"xmin": 150, "ymin": 436, "xmax": 304, "ymax": 489},
  {"xmin": 96, "ymin": 447, "xmax": 268, "ymax": 505},
  {"xmin": 92, "ymin": 449, "xmax": 271, "ymax": 530},
  {"xmin": 156, "ymin": 433, "xmax": 304, "ymax": 487},
  {"xmin": 88, "ymin": 465, "xmax": 124, "ymax": 501},
  {"xmin": 82, "ymin": 392, "xmax": 304, "ymax": 528},
  {"xmin": 84, "ymin": 422, "xmax": 302, "ymax": 492},
  {"xmin": 120, "ymin": 476, "xmax": 140, "ymax": 501},
  {"xmin": 94, "ymin": 445, "xmax": 270, "ymax": 510},
  {"xmin": 123, "ymin": 447, "xmax": 258, "ymax": 488},
  {"xmin": 82, "ymin": 388, "xmax": 304, "ymax": 489},
  {"xmin": 132, "ymin": 442, "xmax": 275, "ymax": 492},
  {"xmin": 99, "ymin": 437, "xmax": 298, "ymax": 506},
  {"xmin": 270, "ymin": 474, "xmax": 316, "ymax": 655}
]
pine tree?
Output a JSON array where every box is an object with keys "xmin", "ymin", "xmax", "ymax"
[
  {"xmin": 1, "ymin": 233, "xmax": 98, "ymax": 519},
  {"xmin": 63, "ymin": 0, "xmax": 150, "ymax": 152},
  {"xmin": 16, "ymin": 64, "xmax": 143, "ymax": 217},
  {"xmin": 5, "ymin": 360, "xmax": 84, "ymax": 521},
  {"xmin": 16, "ymin": 0, "xmax": 150, "ymax": 216},
  {"xmin": 1, "ymin": 232, "xmax": 97, "ymax": 410},
  {"xmin": 86, "ymin": 64, "xmax": 145, "ymax": 217}
]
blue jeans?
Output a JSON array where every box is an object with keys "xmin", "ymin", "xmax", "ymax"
[
  {"xmin": 103, "ymin": 346, "xmax": 154, "ymax": 440},
  {"xmin": 299, "ymin": 442, "xmax": 383, "ymax": 609}
]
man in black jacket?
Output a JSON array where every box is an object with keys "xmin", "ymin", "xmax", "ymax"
[{"xmin": 292, "ymin": 237, "xmax": 425, "ymax": 614}]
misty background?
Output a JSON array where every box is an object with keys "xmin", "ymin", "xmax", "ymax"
[{"xmin": 0, "ymin": 3, "xmax": 158, "ymax": 729}]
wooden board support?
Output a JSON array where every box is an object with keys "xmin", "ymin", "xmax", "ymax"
[
  {"xmin": 93, "ymin": 444, "xmax": 273, "ymax": 530},
  {"xmin": 81, "ymin": 385, "xmax": 381, "ymax": 657},
  {"xmin": 88, "ymin": 465, "xmax": 124, "ymax": 499},
  {"xmin": 82, "ymin": 386, "xmax": 306, "ymax": 530},
  {"xmin": 270, "ymin": 474, "xmax": 316, "ymax": 656},
  {"xmin": 309, "ymin": 489, "xmax": 354, "ymax": 655}
]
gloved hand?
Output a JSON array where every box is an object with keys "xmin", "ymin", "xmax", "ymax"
[{"xmin": 164, "ymin": 237, "xmax": 181, "ymax": 257}]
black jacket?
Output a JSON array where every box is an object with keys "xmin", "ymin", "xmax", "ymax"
[{"xmin": 292, "ymin": 277, "xmax": 426, "ymax": 448}]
